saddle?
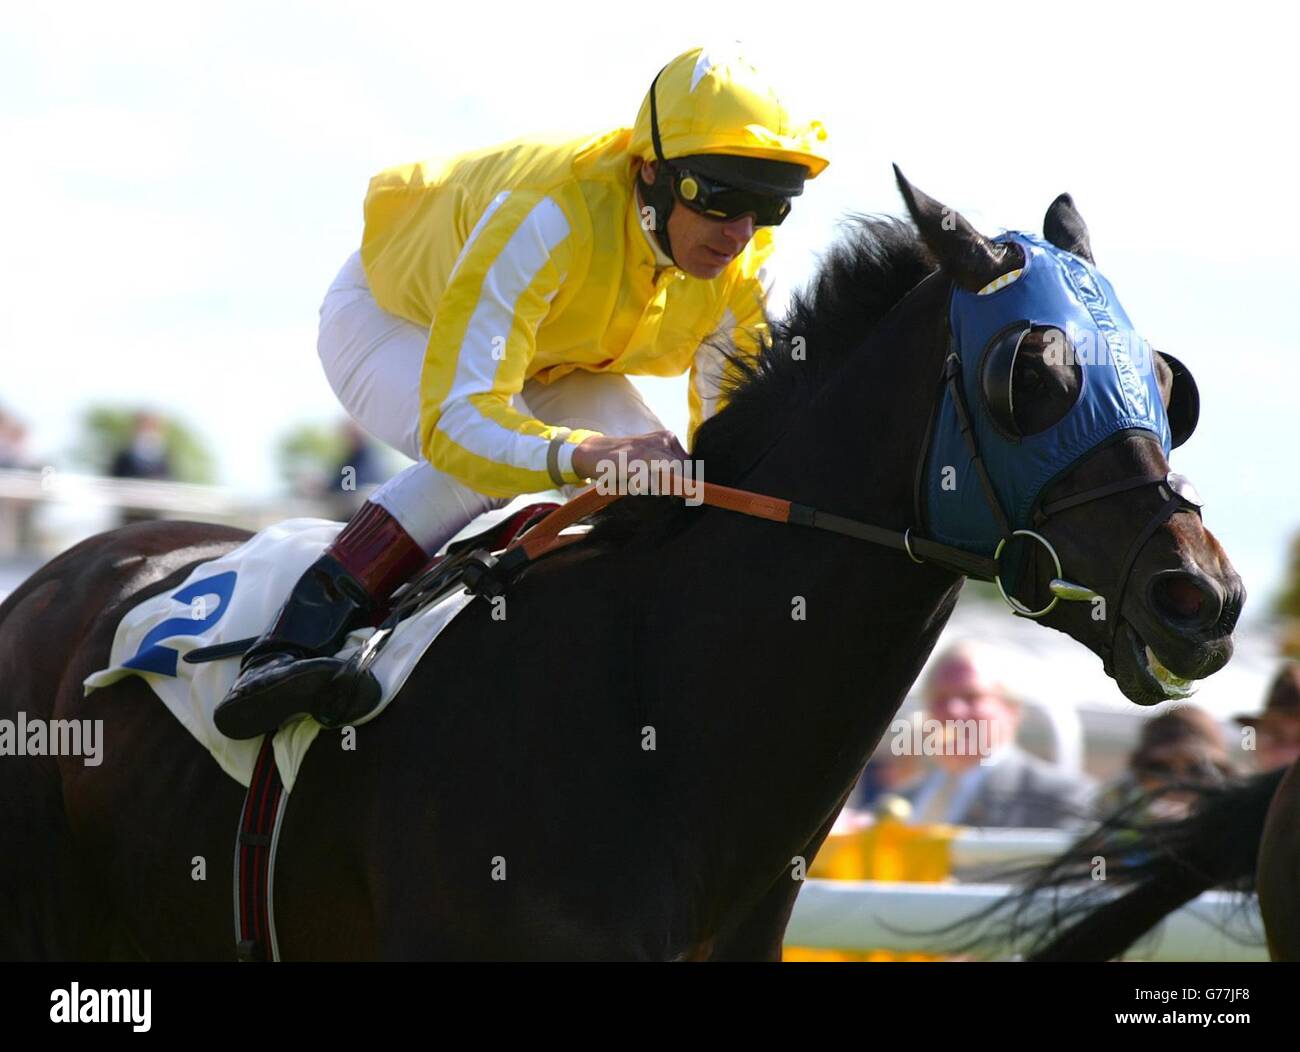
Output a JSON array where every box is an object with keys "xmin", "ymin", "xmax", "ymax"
[
  {"xmin": 183, "ymin": 500, "xmax": 561, "ymax": 669},
  {"xmin": 215, "ymin": 500, "xmax": 557, "ymax": 962}
]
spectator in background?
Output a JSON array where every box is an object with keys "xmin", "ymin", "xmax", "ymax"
[
  {"xmin": 109, "ymin": 411, "xmax": 174, "ymax": 482},
  {"xmin": 0, "ymin": 408, "xmax": 34, "ymax": 469},
  {"xmin": 327, "ymin": 420, "xmax": 389, "ymax": 518},
  {"xmin": 1235, "ymin": 662, "xmax": 1300, "ymax": 772},
  {"xmin": 0, "ymin": 408, "xmax": 38, "ymax": 553},
  {"xmin": 898, "ymin": 642, "xmax": 1095, "ymax": 829},
  {"xmin": 108, "ymin": 411, "xmax": 175, "ymax": 527},
  {"xmin": 1096, "ymin": 706, "xmax": 1235, "ymax": 821},
  {"xmin": 848, "ymin": 714, "xmax": 928, "ymax": 815}
]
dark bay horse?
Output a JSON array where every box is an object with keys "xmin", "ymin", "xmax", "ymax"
[{"xmin": 0, "ymin": 172, "xmax": 1244, "ymax": 960}]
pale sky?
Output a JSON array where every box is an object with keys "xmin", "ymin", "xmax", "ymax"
[{"xmin": 2, "ymin": 1, "xmax": 1296, "ymax": 613}]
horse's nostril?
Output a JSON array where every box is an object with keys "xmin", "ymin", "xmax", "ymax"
[
  {"xmin": 1163, "ymin": 578, "xmax": 1203, "ymax": 617},
  {"xmin": 1149, "ymin": 571, "xmax": 1223, "ymax": 630}
]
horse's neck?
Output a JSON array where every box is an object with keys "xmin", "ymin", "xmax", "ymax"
[
  {"xmin": 659, "ymin": 274, "xmax": 961, "ymax": 924},
  {"xmin": 743, "ymin": 271, "xmax": 950, "ymax": 517}
]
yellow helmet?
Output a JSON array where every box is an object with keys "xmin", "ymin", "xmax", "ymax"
[{"xmin": 630, "ymin": 44, "xmax": 830, "ymax": 178}]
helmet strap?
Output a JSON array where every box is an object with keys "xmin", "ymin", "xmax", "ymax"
[
  {"xmin": 637, "ymin": 167, "xmax": 678, "ymax": 265},
  {"xmin": 640, "ymin": 65, "xmax": 678, "ymax": 266}
]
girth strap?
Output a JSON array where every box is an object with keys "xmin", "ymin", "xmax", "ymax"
[{"xmin": 233, "ymin": 736, "xmax": 288, "ymax": 962}]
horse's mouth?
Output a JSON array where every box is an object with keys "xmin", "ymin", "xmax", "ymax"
[{"xmin": 1113, "ymin": 620, "xmax": 1203, "ymax": 706}]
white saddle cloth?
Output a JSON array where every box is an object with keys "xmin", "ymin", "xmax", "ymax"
[{"xmin": 83, "ymin": 518, "xmax": 476, "ymax": 791}]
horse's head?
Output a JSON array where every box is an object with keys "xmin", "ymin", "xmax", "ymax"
[{"xmin": 895, "ymin": 167, "xmax": 1243, "ymax": 707}]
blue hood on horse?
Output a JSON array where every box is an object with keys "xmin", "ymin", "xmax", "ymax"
[{"xmin": 922, "ymin": 231, "xmax": 1175, "ymax": 556}]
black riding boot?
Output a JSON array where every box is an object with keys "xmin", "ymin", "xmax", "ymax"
[{"xmin": 213, "ymin": 554, "xmax": 382, "ymax": 739}]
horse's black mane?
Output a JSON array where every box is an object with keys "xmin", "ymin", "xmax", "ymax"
[{"xmin": 584, "ymin": 214, "xmax": 936, "ymax": 547}]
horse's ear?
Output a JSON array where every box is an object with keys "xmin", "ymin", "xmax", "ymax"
[
  {"xmin": 893, "ymin": 164, "xmax": 1023, "ymax": 293},
  {"xmin": 1043, "ymin": 192, "xmax": 1094, "ymax": 263}
]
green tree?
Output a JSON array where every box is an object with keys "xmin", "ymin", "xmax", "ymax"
[
  {"xmin": 1278, "ymin": 532, "xmax": 1300, "ymax": 619},
  {"xmin": 72, "ymin": 406, "xmax": 215, "ymax": 483},
  {"xmin": 276, "ymin": 421, "xmax": 348, "ymax": 496},
  {"xmin": 1277, "ymin": 531, "xmax": 1300, "ymax": 657},
  {"xmin": 275, "ymin": 420, "xmax": 406, "ymax": 496}
]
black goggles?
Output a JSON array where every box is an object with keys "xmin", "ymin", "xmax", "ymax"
[{"xmin": 668, "ymin": 164, "xmax": 793, "ymax": 226}]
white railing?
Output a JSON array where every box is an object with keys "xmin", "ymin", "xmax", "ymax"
[
  {"xmin": 787, "ymin": 880, "xmax": 1267, "ymax": 961},
  {"xmin": 0, "ymin": 467, "xmax": 355, "ymax": 563},
  {"xmin": 0, "ymin": 467, "xmax": 240, "ymax": 517},
  {"xmin": 948, "ymin": 827, "xmax": 1074, "ymax": 869}
]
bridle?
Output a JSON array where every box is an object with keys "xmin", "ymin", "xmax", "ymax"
[
  {"xmin": 491, "ymin": 288, "xmax": 1203, "ymax": 672},
  {"xmin": 352, "ymin": 264, "xmax": 1204, "ymax": 680},
  {"xmin": 931, "ymin": 331, "xmax": 1204, "ymax": 671}
]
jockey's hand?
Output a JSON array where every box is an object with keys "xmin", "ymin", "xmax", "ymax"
[{"xmin": 571, "ymin": 430, "xmax": 690, "ymax": 485}]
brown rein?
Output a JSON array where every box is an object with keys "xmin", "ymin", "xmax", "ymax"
[{"xmin": 502, "ymin": 477, "xmax": 999, "ymax": 581}]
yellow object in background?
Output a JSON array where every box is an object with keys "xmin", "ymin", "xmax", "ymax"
[
  {"xmin": 809, "ymin": 819, "xmax": 957, "ymax": 882},
  {"xmin": 784, "ymin": 817, "xmax": 958, "ymax": 961}
]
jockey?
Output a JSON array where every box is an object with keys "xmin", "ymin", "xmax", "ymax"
[{"xmin": 214, "ymin": 45, "xmax": 830, "ymax": 739}]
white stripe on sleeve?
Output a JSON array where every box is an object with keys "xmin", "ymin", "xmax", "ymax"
[{"xmin": 434, "ymin": 194, "xmax": 572, "ymax": 475}]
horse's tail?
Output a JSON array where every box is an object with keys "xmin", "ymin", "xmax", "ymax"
[{"xmin": 1012, "ymin": 767, "xmax": 1285, "ymax": 961}]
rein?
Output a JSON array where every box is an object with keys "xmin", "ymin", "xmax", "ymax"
[
  {"xmin": 498, "ymin": 476, "xmax": 996, "ymax": 578},
  {"xmin": 495, "ymin": 285, "xmax": 1201, "ymax": 674},
  {"xmin": 345, "ymin": 270, "xmax": 1200, "ymax": 683}
]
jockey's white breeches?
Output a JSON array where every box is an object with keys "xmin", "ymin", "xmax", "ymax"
[{"xmin": 316, "ymin": 251, "xmax": 664, "ymax": 554}]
